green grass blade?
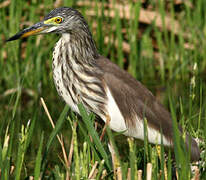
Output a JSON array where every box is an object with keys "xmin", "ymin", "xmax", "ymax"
[
  {"xmin": 76, "ymin": 120, "xmax": 103, "ymax": 163},
  {"xmin": 45, "ymin": 105, "xmax": 69, "ymax": 152},
  {"xmin": 73, "ymin": 121, "xmax": 80, "ymax": 179},
  {"xmin": 78, "ymin": 104, "xmax": 111, "ymax": 170},
  {"xmin": 128, "ymin": 137, "xmax": 137, "ymax": 180},
  {"xmin": 41, "ymin": 105, "xmax": 69, "ymax": 174},
  {"xmin": 34, "ymin": 132, "xmax": 44, "ymax": 180}
]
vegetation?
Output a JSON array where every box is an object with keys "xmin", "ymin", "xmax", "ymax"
[{"xmin": 0, "ymin": 0, "xmax": 206, "ymax": 179}]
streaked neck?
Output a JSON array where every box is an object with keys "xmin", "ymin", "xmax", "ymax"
[{"xmin": 62, "ymin": 32, "xmax": 99, "ymax": 64}]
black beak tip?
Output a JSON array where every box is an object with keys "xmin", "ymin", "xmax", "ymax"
[
  {"xmin": 6, "ymin": 31, "xmax": 23, "ymax": 42},
  {"xmin": 6, "ymin": 38, "xmax": 13, "ymax": 42},
  {"xmin": 6, "ymin": 35, "xmax": 20, "ymax": 42}
]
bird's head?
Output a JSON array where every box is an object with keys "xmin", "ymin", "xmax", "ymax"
[{"xmin": 7, "ymin": 7, "xmax": 90, "ymax": 41}]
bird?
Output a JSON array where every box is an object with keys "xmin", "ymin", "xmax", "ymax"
[{"xmin": 7, "ymin": 7, "xmax": 200, "ymax": 161}]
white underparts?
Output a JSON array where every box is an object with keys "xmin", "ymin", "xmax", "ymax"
[
  {"xmin": 126, "ymin": 117, "xmax": 172, "ymax": 146},
  {"xmin": 105, "ymin": 87, "xmax": 127, "ymax": 132},
  {"xmin": 105, "ymin": 87, "xmax": 172, "ymax": 146}
]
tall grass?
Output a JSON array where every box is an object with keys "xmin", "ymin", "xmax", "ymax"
[{"xmin": 0, "ymin": 0, "xmax": 206, "ymax": 179}]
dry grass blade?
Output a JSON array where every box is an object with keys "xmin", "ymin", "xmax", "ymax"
[
  {"xmin": 10, "ymin": 165, "xmax": 15, "ymax": 175},
  {"xmin": 88, "ymin": 161, "xmax": 98, "ymax": 179},
  {"xmin": 137, "ymin": 169, "xmax": 142, "ymax": 180},
  {"xmin": 40, "ymin": 98, "xmax": 55, "ymax": 128},
  {"xmin": 156, "ymin": 145, "xmax": 168, "ymax": 180},
  {"xmin": 146, "ymin": 163, "xmax": 152, "ymax": 180},
  {"xmin": 176, "ymin": 169, "xmax": 179, "ymax": 180},
  {"xmin": 101, "ymin": 169, "xmax": 107, "ymax": 179},
  {"xmin": 108, "ymin": 142, "xmax": 119, "ymax": 180},
  {"xmin": 0, "ymin": 0, "xmax": 10, "ymax": 8},
  {"xmin": 29, "ymin": 176, "xmax": 34, "ymax": 180},
  {"xmin": 127, "ymin": 168, "xmax": 131, "ymax": 180},
  {"xmin": 117, "ymin": 167, "xmax": 122, "ymax": 180},
  {"xmin": 66, "ymin": 136, "xmax": 74, "ymax": 180},
  {"xmin": 2, "ymin": 88, "xmax": 18, "ymax": 97},
  {"xmin": 40, "ymin": 97, "xmax": 69, "ymax": 177}
]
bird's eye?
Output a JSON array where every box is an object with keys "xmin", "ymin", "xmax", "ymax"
[{"xmin": 55, "ymin": 17, "xmax": 63, "ymax": 24}]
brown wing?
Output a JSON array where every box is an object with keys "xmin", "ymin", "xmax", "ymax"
[
  {"xmin": 96, "ymin": 56, "xmax": 173, "ymax": 139},
  {"xmin": 95, "ymin": 56, "xmax": 200, "ymax": 161}
]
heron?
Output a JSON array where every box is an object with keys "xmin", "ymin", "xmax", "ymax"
[{"xmin": 7, "ymin": 7, "xmax": 200, "ymax": 161}]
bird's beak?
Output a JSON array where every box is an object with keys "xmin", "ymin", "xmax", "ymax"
[{"xmin": 7, "ymin": 21, "xmax": 47, "ymax": 42}]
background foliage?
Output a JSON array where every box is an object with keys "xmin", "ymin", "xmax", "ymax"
[{"xmin": 0, "ymin": 0, "xmax": 206, "ymax": 179}]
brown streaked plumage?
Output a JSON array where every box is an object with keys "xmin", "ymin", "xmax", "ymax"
[{"xmin": 7, "ymin": 7, "xmax": 200, "ymax": 161}]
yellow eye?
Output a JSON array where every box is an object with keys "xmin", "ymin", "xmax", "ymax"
[{"xmin": 55, "ymin": 17, "xmax": 63, "ymax": 24}]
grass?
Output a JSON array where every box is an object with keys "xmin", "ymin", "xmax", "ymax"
[{"xmin": 0, "ymin": 0, "xmax": 206, "ymax": 179}]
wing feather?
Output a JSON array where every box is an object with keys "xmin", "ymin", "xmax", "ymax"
[
  {"xmin": 96, "ymin": 57, "xmax": 173, "ymax": 140},
  {"xmin": 95, "ymin": 56, "xmax": 200, "ymax": 161}
]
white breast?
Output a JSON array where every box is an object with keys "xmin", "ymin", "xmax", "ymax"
[{"xmin": 52, "ymin": 37, "xmax": 79, "ymax": 113}]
